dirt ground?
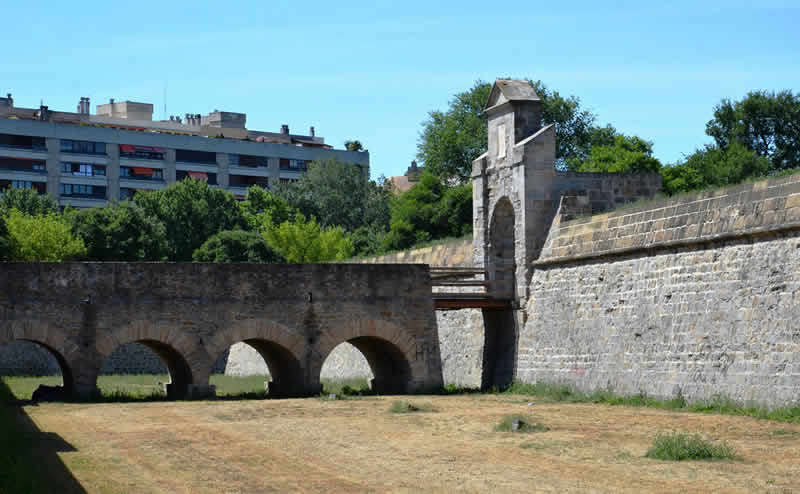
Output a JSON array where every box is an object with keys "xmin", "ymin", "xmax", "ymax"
[{"xmin": 20, "ymin": 394, "xmax": 800, "ymax": 493}]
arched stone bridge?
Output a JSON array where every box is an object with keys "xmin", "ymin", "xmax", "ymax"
[{"xmin": 0, "ymin": 263, "xmax": 444, "ymax": 398}]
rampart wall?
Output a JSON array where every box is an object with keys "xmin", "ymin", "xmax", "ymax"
[{"xmin": 520, "ymin": 174, "xmax": 800, "ymax": 407}]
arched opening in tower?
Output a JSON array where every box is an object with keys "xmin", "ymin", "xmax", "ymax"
[{"xmin": 489, "ymin": 197, "xmax": 516, "ymax": 298}]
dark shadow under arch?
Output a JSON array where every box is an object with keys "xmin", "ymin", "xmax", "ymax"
[
  {"xmin": 134, "ymin": 339, "xmax": 193, "ymax": 399},
  {"xmin": 17, "ymin": 339, "xmax": 75, "ymax": 398},
  {"xmin": 230, "ymin": 339, "xmax": 303, "ymax": 398},
  {"xmin": 346, "ymin": 336, "xmax": 412, "ymax": 395}
]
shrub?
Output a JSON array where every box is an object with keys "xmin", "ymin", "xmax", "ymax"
[{"xmin": 645, "ymin": 432, "xmax": 737, "ymax": 461}]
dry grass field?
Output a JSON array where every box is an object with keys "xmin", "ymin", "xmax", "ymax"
[{"xmin": 7, "ymin": 392, "xmax": 800, "ymax": 493}]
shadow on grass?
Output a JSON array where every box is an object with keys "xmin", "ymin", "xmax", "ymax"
[{"xmin": 0, "ymin": 379, "xmax": 86, "ymax": 494}]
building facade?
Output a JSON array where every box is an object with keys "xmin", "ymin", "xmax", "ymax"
[{"xmin": 0, "ymin": 94, "xmax": 369, "ymax": 207}]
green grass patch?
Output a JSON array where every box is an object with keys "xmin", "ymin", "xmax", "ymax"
[
  {"xmin": 321, "ymin": 377, "xmax": 371, "ymax": 396},
  {"xmin": 389, "ymin": 400, "xmax": 436, "ymax": 413},
  {"xmin": 494, "ymin": 414, "xmax": 549, "ymax": 433},
  {"xmin": 645, "ymin": 432, "xmax": 737, "ymax": 461},
  {"xmin": 503, "ymin": 381, "xmax": 800, "ymax": 424}
]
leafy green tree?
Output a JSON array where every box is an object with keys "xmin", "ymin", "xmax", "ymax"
[
  {"xmin": 4, "ymin": 209, "xmax": 86, "ymax": 261},
  {"xmin": 133, "ymin": 179, "xmax": 248, "ymax": 261},
  {"xmin": 344, "ymin": 140, "xmax": 365, "ymax": 152},
  {"xmin": 192, "ymin": 229, "xmax": 284, "ymax": 263},
  {"xmin": 417, "ymin": 80, "xmax": 491, "ymax": 182},
  {"xmin": 263, "ymin": 213, "xmax": 353, "ymax": 263},
  {"xmin": 570, "ymin": 134, "xmax": 662, "ymax": 173},
  {"xmin": 662, "ymin": 141, "xmax": 770, "ymax": 195},
  {"xmin": 706, "ymin": 90, "xmax": 800, "ymax": 172},
  {"xmin": 0, "ymin": 188, "xmax": 58, "ymax": 217},
  {"xmin": 274, "ymin": 158, "xmax": 390, "ymax": 233},
  {"xmin": 416, "ymin": 79, "xmax": 604, "ymax": 181},
  {"xmin": 67, "ymin": 202, "xmax": 169, "ymax": 261},
  {"xmin": 240, "ymin": 186, "xmax": 295, "ymax": 229},
  {"xmin": 529, "ymin": 80, "xmax": 597, "ymax": 170},
  {"xmin": 382, "ymin": 172, "xmax": 472, "ymax": 251}
]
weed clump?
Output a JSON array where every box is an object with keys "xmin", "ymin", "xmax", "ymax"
[
  {"xmin": 494, "ymin": 414, "xmax": 549, "ymax": 433},
  {"xmin": 645, "ymin": 432, "xmax": 737, "ymax": 461}
]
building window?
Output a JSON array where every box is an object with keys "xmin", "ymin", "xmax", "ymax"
[
  {"xmin": 229, "ymin": 175, "xmax": 268, "ymax": 188},
  {"xmin": 11, "ymin": 180, "xmax": 32, "ymax": 189},
  {"xmin": 175, "ymin": 149, "xmax": 216, "ymax": 164},
  {"xmin": 279, "ymin": 178, "xmax": 299, "ymax": 184},
  {"xmin": 60, "ymin": 183, "xmax": 106, "ymax": 198},
  {"xmin": 176, "ymin": 170, "xmax": 217, "ymax": 185},
  {"xmin": 60, "ymin": 139, "xmax": 106, "ymax": 155},
  {"xmin": 120, "ymin": 167, "xmax": 162, "ymax": 180},
  {"xmin": 120, "ymin": 145, "xmax": 165, "ymax": 161},
  {"xmin": 0, "ymin": 133, "xmax": 46, "ymax": 150},
  {"xmin": 279, "ymin": 158, "xmax": 291, "ymax": 170},
  {"xmin": 230, "ymin": 154, "xmax": 269, "ymax": 168},
  {"xmin": 61, "ymin": 162, "xmax": 106, "ymax": 177},
  {"xmin": 0, "ymin": 157, "xmax": 46, "ymax": 173}
]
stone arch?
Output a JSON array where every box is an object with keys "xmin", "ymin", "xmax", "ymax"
[
  {"xmin": 1, "ymin": 319, "xmax": 84, "ymax": 397},
  {"xmin": 96, "ymin": 321, "xmax": 204, "ymax": 399},
  {"xmin": 317, "ymin": 319, "xmax": 418, "ymax": 395},
  {"xmin": 489, "ymin": 196, "xmax": 516, "ymax": 298},
  {"xmin": 206, "ymin": 319, "xmax": 306, "ymax": 397}
]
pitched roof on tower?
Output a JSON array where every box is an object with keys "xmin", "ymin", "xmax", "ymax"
[{"xmin": 484, "ymin": 79, "xmax": 540, "ymax": 113}]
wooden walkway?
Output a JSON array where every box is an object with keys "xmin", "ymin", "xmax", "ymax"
[{"xmin": 430, "ymin": 266, "xmax": 514, "ymax": 310}]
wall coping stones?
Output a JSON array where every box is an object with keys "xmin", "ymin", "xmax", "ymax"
[{"xmin": 536, "ymin": 174, "xmax": 800, "ymax": 266}]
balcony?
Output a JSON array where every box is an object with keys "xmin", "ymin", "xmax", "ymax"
[{"xmin": 120, "ymin": 167, "xmax": 164, "ymax": 181}]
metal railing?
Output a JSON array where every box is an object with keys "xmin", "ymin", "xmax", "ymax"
[{"xmin": 429, "ymin": 266, "xmax": 515, "ymax": 300}]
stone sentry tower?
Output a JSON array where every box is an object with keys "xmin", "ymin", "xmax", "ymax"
[
  {"xmin": 472, "ymin": 79, "xmax": 557, "ymax": 305},
  {"xmin": 471, "ymin": 79, "xmax": 661, "ymax": 387}
]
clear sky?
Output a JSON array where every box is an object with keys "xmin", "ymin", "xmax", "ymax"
[{"xmin": 2, "ymin": 1, "xmax": 798, "ymax": 179}]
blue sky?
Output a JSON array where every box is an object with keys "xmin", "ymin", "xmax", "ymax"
[{"xmin": 2, "ymin": 1, "xmax": 798, "ymax": 179}]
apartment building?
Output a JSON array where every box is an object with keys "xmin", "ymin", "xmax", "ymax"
[{"xmin": 0, "ymin": 94, "xmax": 369, "ymax": 207}]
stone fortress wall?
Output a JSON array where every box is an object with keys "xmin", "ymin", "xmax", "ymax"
[{"xmin": 521, "ymin": 174, "xmax": 800, "ymax": 407}]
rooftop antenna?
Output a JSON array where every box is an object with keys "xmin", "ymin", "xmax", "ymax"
[{"xmin": 163, "ymin": 83, "xmax": 167, "ymax": 121}]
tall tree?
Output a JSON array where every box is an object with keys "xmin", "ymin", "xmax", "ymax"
[
  {"xmin": 192, "ymin": 229, "xmax": 284, "ymax": 263},
  {"xmin": 67, "ymin": 202, "xmax": 169, "ymax": 261},
  {"xmin": 4, "ymin": 210, "xmax": 86, "ymax": 261},
  {"xmin": 382, "ymin": 171, "xmax": 472, "ymax": 251},
  {"xmin": 0, "ymin": 188, "xmax": 58, "ymax": 217},
  {"xmin": 133, "ymin": 179, "xmax": 247, "ymax": 261},
  {"xmin": 263, "ymin": 213, "xmax": 353, "ymax": 263},
  {"xmin": 416, "ymin": 79, "xmax": 603, "ymax": 182},
  {"xmin": 570, "ymin": 134, "xmax": 662, "ymax": 173},
  {"xmin": 344, "ymin": 140, "xmax": 365, "ymax": 152},
  {"xmin": 706, "ymin": 90, "xmax": 800, "ymax": 172},
  {"xmin": 417, "ymin": 81, "xmax": 491, "ymax": 183},
  {"xmin": 274, "ymin": 158, "xmax": 390, "ymax": 233},
  {"xmin": 661, "ymin": 141, "xmax": 770, "ymax": 195}
]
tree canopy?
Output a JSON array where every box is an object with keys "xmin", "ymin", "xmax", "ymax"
[
  {"xmin": 274, "ymin": 158, "xmax": 390, "ymax": 233},
  {"xmin": 67, "ymin": 201, "xmax": 169, "ymax": 261},
  {"xmin": 263, "ymin": 213, "xmax": 354, "ymax": 263},
  {"xmin": 4, "ymin": 209, "xmax": 86, "ymax": 261},
  {"xmin": 0, "ymin": 187, "xmax": 59, "ymax": 217},
  {"xmin": 193, "ymin": 229, "xmax": 284, "ymax": 263},
  {"xmin": 133, "ymin": 179, "xmax": 248, "ymax": 261},
  {"xmin": 570, "ymin": 133, "xmax": 662, "ymax": 173},
  {"xmin": 706, "ymin": 89, "xmax": 800, "ymax": 172}
]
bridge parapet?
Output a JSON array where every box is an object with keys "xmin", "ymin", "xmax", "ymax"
[{"xmin": 0, "ymin": 262, "xmax": 444, "ymax": 398}]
